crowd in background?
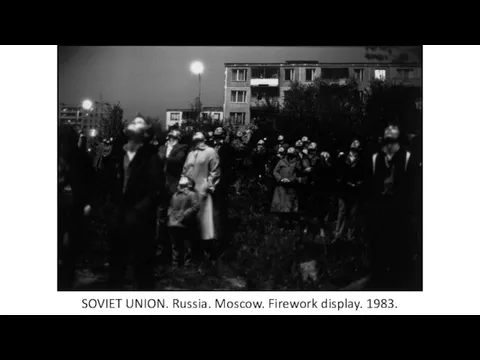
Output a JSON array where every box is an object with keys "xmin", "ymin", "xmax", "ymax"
[{"xmin": 58, "ymin": 115, "xmax": 422, "ymax": 291}]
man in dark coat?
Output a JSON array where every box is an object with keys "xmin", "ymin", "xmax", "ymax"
[
  {"xmin": 333, "ymin": 138, "xmax": 366, "ymax": 243},
  {"xmin": 58, "ymin": 125, "xmax": 96, "ymax": 290},
  {"xmin": 157, "ymin": 129, "xmax": 188, "ymax": 265},
  {"xmin": 212, "ymin": 127, "xmax": 236, "ymax": 248},
  {"xmin": 365, "ymin": 124, "xmax": 420, "ymax": 291},
  {"xmin": 105, "ymin": 115, "xmax": 165, "ymax": 290},
  {"xmin": 158, "ymin": 130, "xmax": 189, "ymax": 196}
]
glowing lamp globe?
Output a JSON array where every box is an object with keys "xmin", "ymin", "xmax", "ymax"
[
  {"xmin": 82, "ymin": 99, "xmax": 93, "ymax": 111},
  {"xmin": 190, "ymin": 61, "xmax": 204, "ymax": 75}
]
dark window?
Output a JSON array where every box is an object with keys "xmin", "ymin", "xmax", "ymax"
[
  {"xmin": 306, "ymin": 69, "xmax": 316, "ymax": 81},
  {"xmin": 322, "ymin": 68, "xmax": 350, "ymax": 80},
  {"xmin": 231, "ymin": 112, "xmax": 245, "ymax": 125},
  {"xmin": 354, "ymin": 69, "xmax": 364, "ymax": 82},
  {"xmin": 232, "ymin": 69, "xmax": 247, "ymax": 81},
  {"xmin": 285, "ymin": 69, "xmax": 294, "ymax": 81},
  {"xmin": 231, "ymin": 90, "xmax": 246, "ymax": 103},
  {"xmin": 397, "ymin": 69, "xmax": 413, "ymax": 79}
]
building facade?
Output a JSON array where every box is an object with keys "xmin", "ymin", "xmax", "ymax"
[
  {"xmin": 166, "ymin": 107, "xmax": 224, "ymax": 128},
  {"xmin": 223, "ymin": 61, "xmax": 422, "ymax": 126},
  {"xmin": 59, "ymin": 101, "xmax": 111, "ymax": 132}
]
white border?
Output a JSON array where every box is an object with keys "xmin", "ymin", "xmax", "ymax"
[{"xmin": 0, "ymin": 45, "xmax": 479, "ymax": 315}]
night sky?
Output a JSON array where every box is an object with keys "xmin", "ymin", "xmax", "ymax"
[{"xmin": 59, "ymin": 46, "xmax": 421, "ymax": 123}]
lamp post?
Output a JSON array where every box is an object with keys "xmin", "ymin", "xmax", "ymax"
[{"xmin": 190, "ymin": 61, "xmax": 204, "ymax": 118}]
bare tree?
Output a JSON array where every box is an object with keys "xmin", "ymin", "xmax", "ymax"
[{"xmin": 101, "ymin": 102, "xmax": 125, "ymax": 139}]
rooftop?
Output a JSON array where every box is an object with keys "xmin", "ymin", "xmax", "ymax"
[
  {"xmin": 224, "ymin": 61, "xmax": 421, "ymax": 67},
  {"xmin": 166, "ymin": 107, "xmax": 223, "ymax": 112}
]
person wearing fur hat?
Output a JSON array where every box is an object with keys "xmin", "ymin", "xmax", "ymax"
[
  {"xmin": 273, "ymin": 135, "xmax": 289, "ymax": 155},
  {"xmin": 334, "ymin": 138, "xmax": 366, "ymax": 243},
  {"xmin": 167, "ymin": 175, "xmax": 200, "ymax": 270},
  {"xmin": 294, "ymin": 140, "xmax": 305, "ymax": 159},
  {"xmin": 251, "ymin": 139, "xmax": 268, "ymax": 177},
  {"xmin": 301, "ymin": 136, "xmax": 310, "ymax": 151},
  {"xmin": 156, "ymin": 129, "xmax": 189, "ymax": 265},
  {"xmin": 271, "ymin": 146, "xmax": 301, "ymax": 228},
  {"xmin": 266, "ymin": 146, "xmax": 285, "ymax": 206},
  {"xmin": 105, "ymin": 114, "xmax": 165, "ymax": 290},
  {"xmin": 231, "ymin": 131, "xmax": 247, "ymax": 196},
  {"xmin": 206, "ymin": 131, "xmax": 215, "ymax": 147}
]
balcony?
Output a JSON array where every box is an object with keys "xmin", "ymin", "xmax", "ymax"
[
  {"xmin": 250, "ymin": 67, "xmax": 279, "ymax": 87},
  {"xmin": 250, "ymin": 87, "xmax": 280, "ymax": 108},
  {"xmin": 320, "ymin": 78, "xmax": 349, "ymax": 85}
]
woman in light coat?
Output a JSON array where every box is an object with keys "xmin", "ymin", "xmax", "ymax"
[{"xmin": 182, "ymin": 132, "xmax": 221, "ymax": 264}]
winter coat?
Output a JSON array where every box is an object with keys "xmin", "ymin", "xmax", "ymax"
[
  {"xmin": 335, "ymin": 151, "xmax": 366, "ymax": 197},
  {"xmin": 270, "ymin": 157, "xmax": 300, "ymax": 213},
  {"xmin": 158, "ymin": 143, "xmax": 188, "ymax": 195},
  {"xmin": 213, "ymin": 141, "xmax": 236, "ymax": 197},
  {"xmin": 182, "ymin": 144, "xmax": 221, "ymax": 240},
  {"xmin": 168, "ymin": 188, "xmax": 200, "ymax": 228},
  {"xmin": 105, "ymin": 142, "xmax": 164, "ymax": 234}
]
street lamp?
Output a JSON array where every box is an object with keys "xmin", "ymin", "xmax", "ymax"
[
  {"xmin": 82, "ymin": 99, "xmax": 93, "ymax": 111},
  {"xmin": 190, "ymin": 61, "xmax": 204, "ymax": 117}
]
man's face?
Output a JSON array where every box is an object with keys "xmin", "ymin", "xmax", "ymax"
[
  {"xmin": 351, "ymin": 140, "xmax": 361, "ymax": 150},
  {"xmin": 384, "ymin": 126, "xmax": 400, "ymax": 141},
  {"xmin": 127, "ymin": 117, "xmax": 147, "ymax": 134}
]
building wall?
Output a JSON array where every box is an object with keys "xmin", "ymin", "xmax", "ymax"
[
  {"xmin": 224, "ymin": 63, "xmax": 421, "ymax": 126},
  {"xmin": 166, "ymin": 111, "xmax": 183, "ymax": 128},
  {"xmin": 201, "ymin": 110, "xmax": 224, "ymax": 121},
  {"xmin": 224, "ymin": 83, "xmax": 251, "ymax": 125}
]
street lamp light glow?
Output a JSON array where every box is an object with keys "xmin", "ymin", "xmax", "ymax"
[
  {"xmin": 190, "ymin": 61, "xmax": 204, "ymax": 75},
  {"xmin": 82, "ymin": 99, "xmax": 93, "ymax": 111}
]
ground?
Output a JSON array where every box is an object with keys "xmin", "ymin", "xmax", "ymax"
[{"xmin": 69, "ymin": 182, "xmax": 417, "ymax": 291}]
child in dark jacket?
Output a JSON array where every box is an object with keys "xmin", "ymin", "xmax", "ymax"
[{"xmin": 168, "ymin": 175, "xmax": 200, "ymax": 269}]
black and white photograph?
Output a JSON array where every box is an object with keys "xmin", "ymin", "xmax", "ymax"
[{"xmin": 57, "ymin": 45, "xmax": 423, "ymax": 292}]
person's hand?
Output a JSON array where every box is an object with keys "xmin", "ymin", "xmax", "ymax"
[
  {"xmin": 347, "ymin": 182, "xmax": 356, "ymax": 188},
  {"xmin": 302, "ymin": 149, "xmax": 308, "ymax": 156},
  {"xmin": 338, "ymin": 152, "xmax": 345, "ymax": 158},
  {"xmin": 84, "ymin": 204, "xmax": 92, "ymax": 216},
  {"xmin": 305, "ymin": 167, "xmax": 312, "ymax": 173}
]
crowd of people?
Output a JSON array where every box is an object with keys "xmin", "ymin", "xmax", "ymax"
[{"xmin": 58, "ymin": 115, "xmax": 422, "ymax": 291}]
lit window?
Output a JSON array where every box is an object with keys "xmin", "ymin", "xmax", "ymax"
[
  {"xmin": 375, "ymin": 69, "xmax": 386, "ymax": 80},
  {"xmin": 213, "ymin": 113, "xmax": 220, "ymax": 120},
  {"xmin": 231, "ymin": 91, "xmax": 247, "ymax": 103},
  {"xmin": 170, "ymin": 113, "xmax": 180, "ymax": 121},
  {"xmin": 232, "ymin": 69, "xmax": 247, "ymax": 81}
]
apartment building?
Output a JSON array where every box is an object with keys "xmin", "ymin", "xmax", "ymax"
[
  {"xmin": 223, "ymin": 60, "xmax": 422, "ymax": 126},
  {"xmin": 59, "ymin": 104, "xmax": 83, "ymax": 126},
  {"xmin": 166, "ymin": 107, "xmax": 224, "ymax": 128},
  {"xmin": 59, "ymin": 101, "xmax": 111, "ymax": 131}
]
